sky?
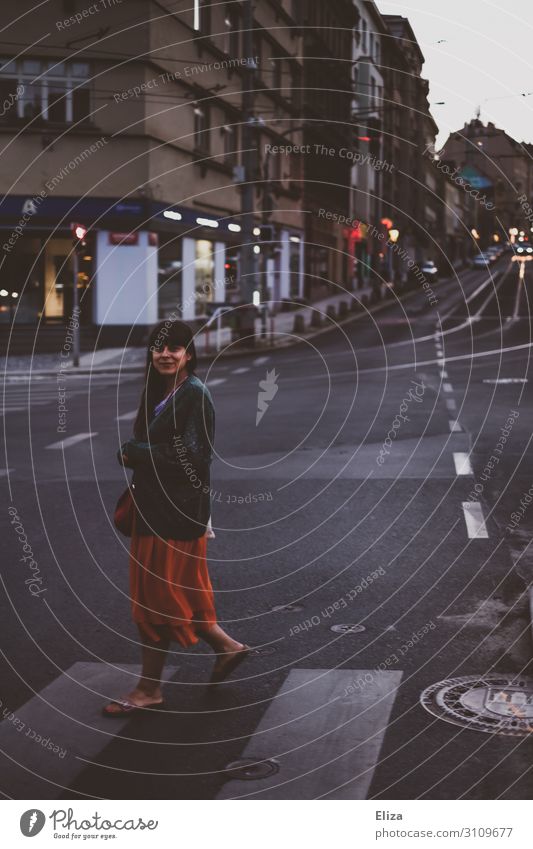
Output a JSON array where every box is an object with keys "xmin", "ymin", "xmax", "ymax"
[{"xmin": 376, "ymin": 0, "xmax": 533, "ymax": 149}]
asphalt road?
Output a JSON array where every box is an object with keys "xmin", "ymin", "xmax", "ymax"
[{"xmin": 2, "ymin": 254, "xmax": 533, "ymax": 800}]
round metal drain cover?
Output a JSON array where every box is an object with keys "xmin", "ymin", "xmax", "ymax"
[
  {"xmin": 224, "ymin": 758, "xmax": 279, "ymax": 780},
  {"xmin": 330, "ymin": 623, "xmax": 366, "ymax": 634},
  {"xmin": 270, "ymin": 603, "xmax": 304, "ymax": 613},
  {"xmin": 421, "ymin": 675, "xmax": 533, "ymax": 736},
  {"xmin": 250, "ymin": 646, "xmax": 277, "ymax": 656}
]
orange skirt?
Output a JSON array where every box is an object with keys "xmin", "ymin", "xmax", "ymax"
[{"xmin": 129, "ymin": 510, "xmax": 217, "ymax": 647}]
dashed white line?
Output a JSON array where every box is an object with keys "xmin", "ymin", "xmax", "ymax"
[
  {"xmin": 205, "ymin": 378, "xmax": 227, "ymax": 387},
  {"xmin": 232, "ymin": 367, "xmax": 251, "ymax": 374},
  {"xmin": 439, "ymin": 370, "xmax": 448, "ymax": 379},
  {"xmin": 443, "ymin": 382, "xmax": 454, "ymax": 393},
  {"xmin": 446, "ymin": 398, "xmax": 457, "ymax": 412},
  {"xmin": 45, "ymin": 432, "xmax": 97, "ymax": 449},
  {"xmin": 453, "ymin": 452, "xmax": 473, "ymax": 475},
  {"xmin": 116, "ymin": 410, "xmax": 137, "ymax": 421},
  {"xmin": 253, "ymin": 357, "xmax": 270, "ymax": 366},
  {"xmin": 449, "ymin": 420, "xmax": 462, "ymax": 432},
  {"xmin": 462, "ymin": 501, "xmax": 489, "ymax": 539}
]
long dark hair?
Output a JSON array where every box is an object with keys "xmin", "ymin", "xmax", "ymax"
[{"xmin": 133, "ymin": 319, "xmax": 197, "ymax": 441}]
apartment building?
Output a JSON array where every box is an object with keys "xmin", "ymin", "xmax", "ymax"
[{"xmin": 0, "ymin": 0, "xmax": 304, "ymax": 345}]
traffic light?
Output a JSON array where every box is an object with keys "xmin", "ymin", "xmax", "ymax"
[{"xmin": 70, "ymin": 222, "xmax": 88, "ymax": 254}]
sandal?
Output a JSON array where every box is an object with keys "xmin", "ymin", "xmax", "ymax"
[
  {"xmin": 102, "ymin": 699, "xmax": 164, "ymax": 718},
  {"xmin": 209, "ymin": 644, "xmax": 251, "ymax": 685}
]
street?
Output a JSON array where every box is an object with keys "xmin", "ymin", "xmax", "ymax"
[{"xmin": 2, "ymin": 255, "xmax": 533, "ymax": 800}]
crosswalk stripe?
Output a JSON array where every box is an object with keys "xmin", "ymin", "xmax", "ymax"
[
  {"xmin": 116, "ymin": 410, "xmax": 137, "ymax": 421},
  {"xmin": 443, "ymin": 382, "xmax": 453, "ymax": 393},
  {"xmin": 217, "ymin": 668, "xmax": 402, "ymax": 800},
  {"xmin": 0, "ymin": 662, "xmax": 177, "ymax": 799},
  {"xmin": 45, "ymin": 432, "xmax": 97, "ymax": 449},
  {"xmin": 445, "ymin": 398, "xmax": 457, "ymax": 412},
  {"xmin": 232, "ymin": 367, "xmax": 250, "ymax": 374},
  {"xmin": 253, "ymin": 357, "xmax": 270, "ymax": 366},
  {"xmin": 453, "ymin": 452, "xmax": 473, "ymax": 475},
  {"xmin": 206, "ymin": 378, "xmax": 227, "ymax": 387},
  {"xmin": 449, "ymin": 419, "xmax": 461, "ymax": 432},
  {"xmin": 462, "ymin": 501, "xmax": 489, "ymax": 538}
]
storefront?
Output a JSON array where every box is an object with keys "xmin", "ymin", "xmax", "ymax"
[{"xmin": 0, "ymin": 195, "xmax": 305, "ymax": 346}]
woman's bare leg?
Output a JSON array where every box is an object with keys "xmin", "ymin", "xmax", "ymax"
[
  {"xmin": 197, "ymin": 623, "xmax": 248, "ymax": 682},
  {"xmin": 197, "ymin": 623, "xmax": 244, "ymax": 654},
  {"xmin": 104, "ymin": 627, "xmax": 169, "ymax": 713}
]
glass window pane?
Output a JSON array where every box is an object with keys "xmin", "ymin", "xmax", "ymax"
[
  {"xmin": 46, "ymin": 61, "xmax": 65, "ymax": 76},
  {"xmin": 47, "ymin": 84, "xmax": 66, "ymax": 122},
  {"xmin": 22, "ymin": 60, "xmax": 41, "ymax": 75},
  {"xmin": 70, "ymin": 62, "xmax": 89, "ymax": 78},
  {"xmin": 22, "ymin": 82, "xmax": 42, "ymax": 119},
  {"xmin": 0, "ymin": 59, "xmax": 17, "ymax": 76},
  {"xmin": 72, "ymin": 85, "xmax": 90, "ymax": 122},
  {"xmin": 0, "ymin": 78, "xmax": 20, "ymax": 120}
]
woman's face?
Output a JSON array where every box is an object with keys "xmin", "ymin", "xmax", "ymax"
[{"xmin": 152, "ymin": 343, "xmax": 191, "ymax": 379}]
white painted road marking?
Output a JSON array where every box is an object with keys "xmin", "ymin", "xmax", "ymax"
[
  {"xmin": 0, "ymin": 662, "xmax": 177, "ymax": 798},
  {"xmin": 232, "ymin": 367, "xmax": 251, "ymax": 374},
  {"xmin": 217, "ymin": 668, "xmax": 402, "ymax": 800},
  {"xmin": 453, "ymin": 452, "xmax": 473, "ymax": 476},
  {"xmin": 462, "ymin": 501, "xmax": 489, "ymax": 539},
  {"xmin": 440, "ymin": 370, "xmax": 448, "ymax": 379},
  {"xmin": 116, "ymin": 410, "xmax": 137, "ymax": 421},
  {"xmin": 253, "ymin": 357, "xmax": 270, "ymax": 366},
  {"xmin": 449, "ymin": 420, "xmax": 462, "ymax": 432},
  {"xmin": 45, "ymin": 432, "xmax": 97, "ymax": 449},
  {"xmin": 205, "ymin": 378, "xmax": 227, "ymax": 387},
  {"xmin": 482, "ymin": 378, "xmax": 528, "ymax": 384},
  {"xmin": 446, "ymin": 398, "xmax": 457, "ymax": 412},
  {"xmin": 443, "ymin": 382, "xmax": 453, "ymax": 393}
]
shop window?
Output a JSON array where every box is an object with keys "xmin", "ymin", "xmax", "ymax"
[
  {"xmin": 195, "ymin": 240, "xmax": 214, "ymax": 314},
  {"xmin": 158, "ymin": 238, "xmax": 183, "ymax": 319}
]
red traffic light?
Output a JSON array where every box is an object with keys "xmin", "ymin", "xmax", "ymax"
[{"xmin": 70, "ymin": 222, "xmax": 88, "ymax": 240}]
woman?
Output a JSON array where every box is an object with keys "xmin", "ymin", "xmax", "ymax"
[{"xmin": 103, "ymin": 320, "xmax": 249, "ymax": 716}]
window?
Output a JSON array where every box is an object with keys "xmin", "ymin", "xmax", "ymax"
[
  {"xmin": 193, "ymin": 0, "xmax": 211, "ymax": 34},
  {"xmin": 0, "ymin": 58, "xmax": 90, "ymax": 123},
  {"xmin": 193, "ymin": 104, "xmax": 210, "ymax": 151},
  {"xmin": 369, "ymin": 33, "xmax": 374, "ymax": 60},
  {"xmin": 270, "ymin": 57, "xmax": 282, "ymax": 93},
  {"xmin": 223, "ymin": 5, "xmax": 240, "ymax": 55},
  {"xmin": 221, "ymin": 123, "xmax": 237, "ymax": 165},
  {"xmin": 361, "ymin": 19, "xmax": 367, "ymax": 52},
  {"xmin": 290, "ymin": 64, "xmax": 301, "ymax": 110}
]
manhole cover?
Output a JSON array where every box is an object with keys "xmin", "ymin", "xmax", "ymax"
[
  {"xmin": 421, "ymin": 675, "xmax": 533, "ymax": 736},
  {"xmin": 250, "ymin": 646, "xmax": 277, "ymax": 656},
  {"xmin": 330, "ymin": 624, "xmax": 366, "ymax": 634},
  {"xmin": 224, "ymin": 758, "xmax": 279, "ymax": 780},
  {"xmin": 270, "ymin": 603, "xmax": 304, "ymax": 613}
]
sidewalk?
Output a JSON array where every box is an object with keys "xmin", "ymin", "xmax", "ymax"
[{"xmin": 1, "ymin": 285, "xmax": 390, "ymax": 376}]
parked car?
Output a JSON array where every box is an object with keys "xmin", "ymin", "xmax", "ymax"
[
  {"xmin": 420, "ymin": 260, "xmax": 438, "ymax": 279},
  {"xmin": 471, "ymin": 253, "xmax": 492, "ymax": 268}
]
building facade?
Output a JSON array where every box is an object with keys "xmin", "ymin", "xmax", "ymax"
[{"xmin": 0, "ymin": 0, "xmax": 305, "ymax": 344}]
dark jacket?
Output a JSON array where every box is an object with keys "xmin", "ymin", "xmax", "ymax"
[{"xmin": 117, "ymin": 375, "xmax": 215, "ymax": 539}]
